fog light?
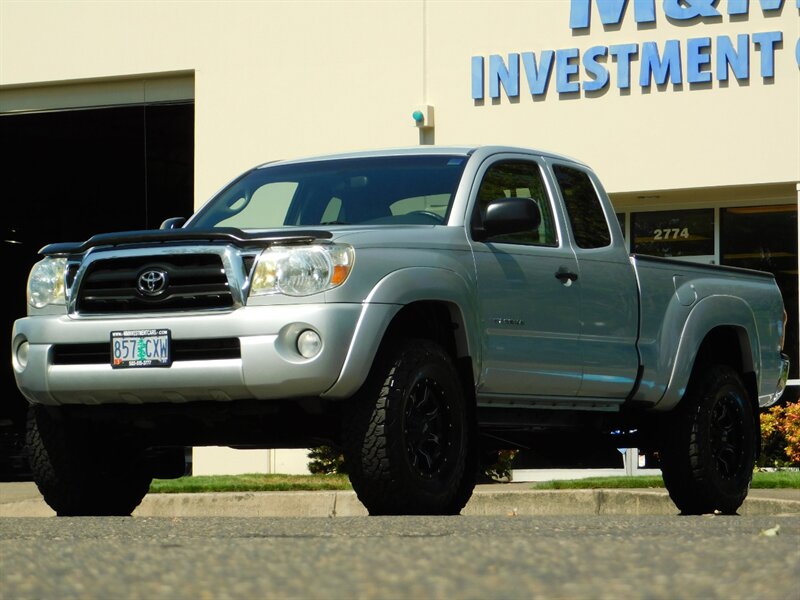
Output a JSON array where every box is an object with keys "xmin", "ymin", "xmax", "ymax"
[
  {"xmin": 297, "ymin": 330, "xmax": 322, "ymax": 358},
  {"xmin": 16, "ymin": 341, "xmax": 29, "ymax": 369}
]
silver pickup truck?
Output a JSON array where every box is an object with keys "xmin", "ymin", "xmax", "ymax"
[{"xmin": 12, "ymin": 145, "xmax": 789, "ymax": 516}]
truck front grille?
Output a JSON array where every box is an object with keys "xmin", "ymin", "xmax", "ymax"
[
  {"xmin": 75, "ymin": 254, "xmax": 232, "ymax": 314},
  {"xmin": 52, "ymin": 338, "xmax": 241, "ymax": 365}
]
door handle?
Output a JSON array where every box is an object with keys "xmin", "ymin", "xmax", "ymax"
[{"xmin": 555, "ymin": 268, "xmax": 578, "ymax": 283}]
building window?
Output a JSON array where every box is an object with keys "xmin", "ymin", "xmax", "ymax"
[
  {"xmin": 615, "ymin": 212, "xmax": 626, "ymax": 241},
  {"xmin": 631, "ymin": 209, "xmax": 714, "ymax": 257},
  {"xmin": 721, "ymin": 204, "xmax": 799, "ymax": 384}
]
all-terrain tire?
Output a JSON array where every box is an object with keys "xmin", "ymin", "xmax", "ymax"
[
  {"xmin": 342, "ymin": 339, "xmax": 475, "ymax": 515},
  {"xmin": 659, "ymin": 365, "xmax": 757, "ymax": 515},
  {"xmin": 26, "ymin": 405, "xmax": 152, "ymax": 516}
]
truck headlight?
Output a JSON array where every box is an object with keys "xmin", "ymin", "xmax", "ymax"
[
  {"xmin": 250, "ymin": 244, "xmax": 354, "ymax": 297},
  {"xmin": 27, "ymin": 257, "xmax": 68, "ymax": 308}
]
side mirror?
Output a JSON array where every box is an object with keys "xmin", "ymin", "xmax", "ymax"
[
  {"xmin": 474, "ymin": 197, "xmax": 541, "ymax": 241},
  {"xmin": 160, "ymin": 217, "xmax": 186, "ymax": 230}
]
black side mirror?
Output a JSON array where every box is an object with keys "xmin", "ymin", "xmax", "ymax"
[
  {"xmin": 474, "ymin": 197, "xmax": 541, "ymax": 241},
  {"xmin": 160, "ymin": 217, "xmax": 186, "ymax": 230}
]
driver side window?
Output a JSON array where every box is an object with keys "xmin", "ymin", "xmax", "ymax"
[{"xmin": 473, "ymin": 160, "xmax": 557, "ymax": 246}]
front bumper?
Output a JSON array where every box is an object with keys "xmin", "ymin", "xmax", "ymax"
[{"xmin": 12, "ymin": 303, "xmax": 385, "ymax": 406}]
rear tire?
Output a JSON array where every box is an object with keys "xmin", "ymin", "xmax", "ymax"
[
  {"xmin": 342, "ymin": 339, "xmax": 475, "ymax": 515},
  {"xmin": 26, "ymin": 405, "xmax": 152, "ymax": 516},
  {"xmin": 660, "ymin": 365, "xmax": 756, "ymax": 515}
]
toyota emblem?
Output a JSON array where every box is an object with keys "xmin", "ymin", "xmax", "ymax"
[{"xmin": 137, "ymin": 269, "xmax": 169, "ymax": 296}]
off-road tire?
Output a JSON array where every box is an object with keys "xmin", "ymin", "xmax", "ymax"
[
  {"xmin": 342, "ymin": 339, "xmax": 475, "ymax": 515},
  {"xmin": 26, "ymin": 405, "xmax": 152, "ymax": 516},
  {"xmin": 660, "ymin": 365, "xmax": 757, "ymax": 515}
]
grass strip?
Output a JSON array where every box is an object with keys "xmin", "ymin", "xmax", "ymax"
[
  {"xmin": 150, "ymin": 473, "xmax": 352, "ymax": 494},
  {"xmin": 531, "ymin": 475, "xmax": 666, "ymax": 490},
  {"xmin": 529, "ymin": 470, "xmax": 799, "ymax": 490},
  {"xmin": 149, "ymin": 469, "xmax": 798, "ymax": 494},
  {"xmin": 750, "ymin": 470, "xmax": 800, "ymax": 488}
]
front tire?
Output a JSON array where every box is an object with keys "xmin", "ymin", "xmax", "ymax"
[
  {"xmin": 342, "ymin": 339, "xmax": 475, "ymax": 515},
  {"xmin": 660, "ymin": 365, "xmax": 757, "ymax": 515},
  {"xmin": 26, "ymin": 405, "xmax": 152, "ymax": 516}
]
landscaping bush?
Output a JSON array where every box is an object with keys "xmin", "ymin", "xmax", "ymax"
[
  {"xmin": 482, "ymin": 449, "xmax": 520, "ymax": 482},
  {"xmin": 759, "ymin": 400, "xmax": 800, "ymax": 467},
  {"xmin": 307, "ymin": 445, "xmax": 347, "ymax": 474}
]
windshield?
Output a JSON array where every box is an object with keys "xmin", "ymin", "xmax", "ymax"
[{"xmin": 188, "ymin": 155, "xmax": 468, "ymax": 229}]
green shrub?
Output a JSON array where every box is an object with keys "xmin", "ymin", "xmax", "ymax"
[
  {"xmin": 483, "ymin": 449, "xmax": 520, "ymax": 482},
  {"xmin": 307, "ymin": 445, "xmax": 347, "ymax": 474},
  {"xmin": 759, "ymin": 400, "xmax": 800, "ymax": 467}
]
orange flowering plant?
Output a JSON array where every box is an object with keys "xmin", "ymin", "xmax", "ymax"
[{"xmin": 759, "ymin": 400, "xmax": 800, "ymax": 467}]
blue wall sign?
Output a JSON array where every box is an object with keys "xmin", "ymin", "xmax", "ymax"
[{"xmin": 472, "ymin": 0, "xmax": 799, "ymax": 100}]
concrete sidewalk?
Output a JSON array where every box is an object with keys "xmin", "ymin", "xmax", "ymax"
[{"xmin": 2, "ymin": 481, "xmax": 799, "ymax": 518}]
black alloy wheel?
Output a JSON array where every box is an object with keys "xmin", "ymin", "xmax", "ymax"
[
  {"xmin": 709, "ymin": 392, "xmax": 747, "ymax": 480},
  {"xmin": 404, "ymin": 375, "xmax": 451, "ymax": 478}
]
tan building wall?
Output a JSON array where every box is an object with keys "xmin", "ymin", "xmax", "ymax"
[
  {"xmin": 2, "ymin": 0, "xmax": 798, "ymax": 201},
  {"xmin": 191, "ymin": 447, "xmax": 310, "ymax": 476}
]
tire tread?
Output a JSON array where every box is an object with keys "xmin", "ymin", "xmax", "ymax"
[
  {"xmin": 343, "ymin": 339, "xmax": 474, "ymax": 515},
  {"xmin": 660, "ymin": 365, "xmax": 755, "ymax": 515}
]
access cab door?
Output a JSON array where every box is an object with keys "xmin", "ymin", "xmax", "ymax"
[
  {"xmin": 546, "ymin": 158, "xmax": 640, "ymax": 400},
  {"xmin": 468, "ymin": 154, "xmax": 583, "ymax": 401}
]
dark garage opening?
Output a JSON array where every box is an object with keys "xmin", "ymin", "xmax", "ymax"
[{"xmin": 1, "ymin": 101, "xmax": 194, "ymax": 478}]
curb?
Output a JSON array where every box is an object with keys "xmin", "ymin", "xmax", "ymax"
[
  {"xmin": 464, "ymin": 489, "xmax": 800, "ymax": 517},
  {"xmin": 2, "ymin": 488, "xmax": 798, "ymax": 518}
]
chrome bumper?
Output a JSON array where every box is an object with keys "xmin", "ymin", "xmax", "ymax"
[{"xmin": 11, "ymin": 303, "xmax": 373, "ymax": 406}]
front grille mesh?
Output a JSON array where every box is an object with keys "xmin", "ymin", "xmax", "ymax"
[{"xmin": 75, "ymin": 254, "xmax": 232, "ymax": 314}]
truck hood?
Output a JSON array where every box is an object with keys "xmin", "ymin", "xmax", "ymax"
[{"xmin": 39, "ymin": 225, "xmax": 457, "ymax": 256}]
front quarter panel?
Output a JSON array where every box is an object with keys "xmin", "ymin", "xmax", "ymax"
[{"xmin": 321, "ymin": 265, "xmax": 479, "ymax": 399}]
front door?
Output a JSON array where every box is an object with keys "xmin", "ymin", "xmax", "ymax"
[{"xmin": 469, "ymin": 157, "xmax": 582, "ymax": 399}]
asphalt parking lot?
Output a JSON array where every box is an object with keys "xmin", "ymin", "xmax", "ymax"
[{"xmin": 2, "ymin": 513, "xmax": 799, "ymax": 599}]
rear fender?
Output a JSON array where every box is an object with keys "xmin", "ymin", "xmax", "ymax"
[{"xmin": 654, "ymin": 295, "xmax": 758, "ymax": 411}]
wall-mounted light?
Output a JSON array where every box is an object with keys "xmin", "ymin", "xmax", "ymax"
[{"xmin": 412, "ymin": 105, "xmax": 434, "ymax": 129}]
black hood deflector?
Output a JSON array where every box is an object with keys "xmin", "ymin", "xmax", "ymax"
[{"xmin": 40, "ymin": 228, "xmax": 334, "ymax": 256}]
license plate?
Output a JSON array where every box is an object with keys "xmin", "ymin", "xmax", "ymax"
[{"xmin": 111, "ymin": 329, "xmax": 171, "ymax": 369}]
